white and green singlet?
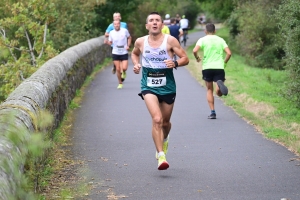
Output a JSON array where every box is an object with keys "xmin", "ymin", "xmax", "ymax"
[{"xmin": 141, "ymin": 35, "xmax": 176, "ymax": 95}]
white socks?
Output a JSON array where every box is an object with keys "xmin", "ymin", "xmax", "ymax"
[{"xmin": 158, "ymin": 151, "xmax": 165, "ymax": 158}]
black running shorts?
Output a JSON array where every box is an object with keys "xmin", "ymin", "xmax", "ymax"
[
  {"xmin": 112, "ymin": 54, "xmax": 128, "ymax": 61},
  {"xmin": 202, "ymin": 69, "xmax": 226, "ymax": 82},
  {"xmin": 138, "ymin": 90, "xmax": 176, "ymax": 105}
]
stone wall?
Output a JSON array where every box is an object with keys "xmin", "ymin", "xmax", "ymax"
[{"xmin": 0, "ymin": 36, "xmax": 111, "ymax": 199}]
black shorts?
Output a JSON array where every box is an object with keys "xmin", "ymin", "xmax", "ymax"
[
  {"xmin": 202, "ymin": 69, "xmax": 226, "ymax": 82},
  {"xmin": 138, "ymin": 90, "xmax": 176, "ymax": 105},
  {"xmin": 112, "ymin": 54, "xmax": 128, "ymax": 61}
]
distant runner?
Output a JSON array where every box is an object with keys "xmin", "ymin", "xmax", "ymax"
[
  {"xmin": 193, "ymin": 23, "xmax": 231, "ymax": 119},
  {"xmin": 105, "ymin": 13, "xmax": 128, "ymax": 75},
  {"xmin": 168, "ymin": 18, "xmax": 183, "ymax": 42},
  {"xmin": 107, "ymin": 20, "xmax": 131, "ymax": 89},
  {"xmin": 168, "ymin": 18, "xmax": 183, "ymax": 60}
]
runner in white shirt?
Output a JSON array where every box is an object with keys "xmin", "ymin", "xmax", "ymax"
[
  {"xmin": 104, "ymin": 12, "xmax": 128, "ymax": 75},
  {"xmin": 179, "ymin": 15, "xmax": 189, "ymax": 43},
  {"xmin": 108, "ymin": 20, "xmax": 132, "ymax": 89},
  {"xmin": 179, "ymin": 16, "xmax": 189, "ymax": 29}
]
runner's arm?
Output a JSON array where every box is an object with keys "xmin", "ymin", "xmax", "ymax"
[
  {"xmin": 193, "ymin": 45, "xmax": 201, "ymax": 62},
  {"xmin": 106, "ymin": 33, "xmax": 113, "ymax": 45},
  {"xmin": 126, "ymin": 29, "xmax": 132, "ymax": 49},
  {"xmin": 224, "ymin": 47, "xmax": 231, "ymax": 63},
  {"xmin": 166, "ymin": 36, "xmax": 189, "ymax": 68},
  {"xmin": 104, "ymin": 32, "xmax": 110, "ymax": 44},
  {"xmin": 179, "ymin": 28, "xmax": 183, "ymax": 37},
  {"xmin": 127, "ymin": 36, "xmax": 132, "ymax": 50},
  {"xmin": 131, "ymin": 38, "xmax": 142, "ymax": 74},
  {"xmin": 104, "ymin": 24, "xmax": 113, "ymax": 43},
  {"xmin": 105, "ymin": 24, "xmax": 113, "ymax": 36}
]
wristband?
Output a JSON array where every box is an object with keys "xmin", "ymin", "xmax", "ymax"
[{"xmin": 173, "ymin": 60, "xmax": 178, "ymax": 69}]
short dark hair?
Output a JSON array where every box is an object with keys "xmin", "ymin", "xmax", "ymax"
[
  {"xmin": 170, "ymin": 18, "xmax": 176, "ymax": 23},
  {"xmin": 146, "ymin": 12, "xmax": 162, "ymax": 23},
  {"xmin": 113, "ymin": 20, "xmax": 121, "ymax": 24},
  {"xmin": 150, "ymin": 11, "xmax": 159, "ymax": 15},
  {"xmin": 206, "ymin": 23, "xmax": 215, "ymax": 33}
]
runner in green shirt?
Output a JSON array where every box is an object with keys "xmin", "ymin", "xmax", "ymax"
[{"xmin": 193, "ymin": 23, "xmax": 231, "ymax": 119}]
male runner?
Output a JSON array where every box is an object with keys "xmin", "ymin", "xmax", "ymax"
[
  {"xmin": 169, "ymin": 18, "xmax": 183, "ymax": 42},
  {"xmin": 175, "ymin": 14, "xmax": 181, "ymax": 26},
  {"xmin": 169, "ymin": 18, "xmax": 183, "ymax": 61},
  {"xmin": 179, "ymin": 15, "xmax": 189, "ymax": 31},
  {"xmin": 105, "ymin": 12, "xmax": 128, "ymax": 75},
  {"xmin": 108, "ymin": 20, "xmax": 131, "ymax": 89},
  {"xmin": 193, "ymin": 23, "xmax": 231, "ymax": 119},
  {"xmin": 163, "ymin": 14, "xmax": 171, "ymax": 25},
  {"xmin": 161, "ymin": 22, "xmax": 170, "ymax": 34},
  {"xmin": 131, "ymin": 12, "xmax": 189, "ymax": 170}
]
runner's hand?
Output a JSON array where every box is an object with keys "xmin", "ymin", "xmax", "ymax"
[
  {"xmin": 133, "ymin": 63, "xmax": 141, "ymax": 74},
  {"xmin": 164, "ymin": 59, "xmax": 176, "ymax": 68}
]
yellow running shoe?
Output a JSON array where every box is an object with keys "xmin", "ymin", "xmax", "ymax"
[
  {"xmin": 156, "ymin": 135, "xmax": 169, "ymax": 159},
  {"xmin": 121, "ymin": 71, "xmax": 127, "ymax": 80},
  {"xmin": 117, "ymin": 84, "xmax": 123, "ymax": 89},
  {"xmin": 158, "ymin": 155, "xmax": 169, "ymax": 170}
]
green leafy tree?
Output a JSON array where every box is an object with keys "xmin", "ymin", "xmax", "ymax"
[
  {"xmin": 227, "ymin": 0, "xmax": 283, "ymax": 69},
  {"xmin": 93, "ymin": 0, "xmax": 141, "ymax": 35},
  {"xmin": 0, "ymin": 0, "xmax": 58, "ymax": 101},
  {"xmin": 49, "ymin": 0, "xmax": 103, "ymax": 52},
  {"xmin": 197, "ymin": 0, "xmax": 236, "ymax": 21},
  {"xmin": 275, "ymin": 0, "xmax": 300, "ymax": 106}
]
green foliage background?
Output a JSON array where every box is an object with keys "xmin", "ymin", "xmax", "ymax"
[{"xmin": 275, "ymin": 0, "xmax": 300, "ymax": 107}]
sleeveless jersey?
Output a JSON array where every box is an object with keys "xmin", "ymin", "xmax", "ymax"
[{"xmin": 141, "ymin": 35, "xmax": 176, "ymax": 95}]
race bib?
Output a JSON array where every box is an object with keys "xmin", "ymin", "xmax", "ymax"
[
  {"xmin": 147, "ymin": 72, "xmax": 166, "ymax": 87},
  {"xmin": 116, "ymin": 45, "xmax": 125, "ymax": 53}
]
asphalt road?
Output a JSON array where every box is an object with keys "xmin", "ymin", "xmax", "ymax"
[{"xmin": 70, "ymin": 30, "xmax": 300, "ymax": 200}]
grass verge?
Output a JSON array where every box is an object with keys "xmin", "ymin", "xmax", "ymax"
[
  {"xmin": 39, "ymin": 58, "xmax": 112, "ymax": 200},
  {"xmin": 185, "ymin": 27, "xmax": 300, "ymax": 155}
]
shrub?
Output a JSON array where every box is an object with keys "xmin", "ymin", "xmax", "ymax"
[
  {"xmin": 227, "ymin": 0, "xmax": 284, "ymax": 69},
  {"xmin": 275, "ymin": 0, "xmax": 300, "ymax": 106}
]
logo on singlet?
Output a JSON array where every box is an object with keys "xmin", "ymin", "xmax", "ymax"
[
  {"xmin": 145, "ymin": 50, "xmax": 150, "ymax": 53},
  {"xmin": 145, "ymin": 57, "xmax": 167, "ymax": 62},
  {"xmin": 159, "ymin": 50, "xmax": 166, "ymax": 55}
]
